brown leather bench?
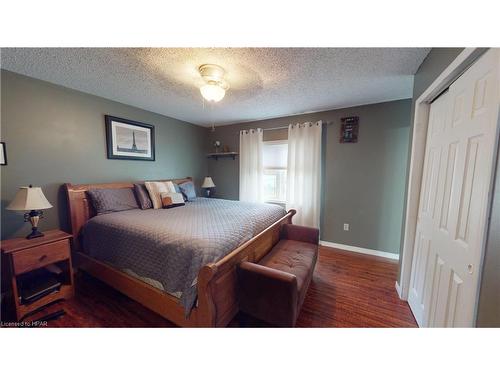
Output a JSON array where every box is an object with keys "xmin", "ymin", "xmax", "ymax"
[{"xmin": 237, "ymin": 224, "xmax": 319, "ymax": 327}]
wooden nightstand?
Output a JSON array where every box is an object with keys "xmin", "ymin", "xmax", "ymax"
[{"xmin": 1, "ymin": 229, "xmax": 74, "ymax": 321}]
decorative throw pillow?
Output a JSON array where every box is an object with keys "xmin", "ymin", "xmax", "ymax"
[
  {"xmin": 87, "ymin": 188, "xmax": 139, "ymax": 215},
  {"xmin": 133, "ymin": 184, "xmax": 153, "ymax": 210},
  {"xmin": 172, "ymin": 183, "xmax": 187, "ymax": 202},
  {"xmin": 172, "ymin": 183, "xmax": 181, "ymax": 194},
  {"xmin": 179, "ymin": 181, "xmax": 197, "ymax": 201},
  {"xmin": 144, "ymin": 181, "xmax": 176, "ymax": 209},
  {"xmin": 160, "ymin": 192, "xmax": 185, "ymax": 209}
]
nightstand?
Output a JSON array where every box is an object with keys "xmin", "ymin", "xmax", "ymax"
[{"xmin": 1, "ymin": 229, "xmax": 74, "ymax": 321}]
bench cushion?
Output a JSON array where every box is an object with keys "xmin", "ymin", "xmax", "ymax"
[
  {"xmin": 260, "ymin": 239, "xmax": 317, "ymax": 306},
  {"xmin": 238, "ymin": 235, "xmax": 318, "ymax": 327},
  {"xmin": 238, "ymin": 224, "xmax": 319, "ymax": 326}
]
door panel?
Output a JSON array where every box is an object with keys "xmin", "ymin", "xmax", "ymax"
[
  {"xmin": 439, "ymin": 141, "xmax": 459, "ymax": 232},
  {"xmin": 408, "ymin": 49, "xmax": 500, "ymax": 327},
  {"xmin": 408, "ymin": 89, "xmax": 449, "ymax": 324}
]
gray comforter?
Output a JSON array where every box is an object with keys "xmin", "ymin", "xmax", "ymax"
[{"xmin": 81, "ymin": 197, "xmax": 286, "ymax": 314}]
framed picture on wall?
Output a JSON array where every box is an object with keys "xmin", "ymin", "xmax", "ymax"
[
  {"xmin": 105, "ymin": 115, "xmax": 155, "ymax": 161},
  {"xmin": 340, "ymin": 116, "xmax": 359, "ymax": 143},
  {"xmin": 0, "ymin": 142, "xmax": 7, "ymax": 165}
]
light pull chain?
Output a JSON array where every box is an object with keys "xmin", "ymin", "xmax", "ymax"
[
  {"xmin": 210, "ymin": 101, "xmax": 215, "ymax": 132},
  {"xmin": 201, "ymin": 93, "xmax": 216, "ymax": 132}
]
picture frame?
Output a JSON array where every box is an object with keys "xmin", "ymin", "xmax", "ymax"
[
  {"xmin": 340, "ymin": 116, "xmax": 359, "ymax": 143},
  {"xmin": 105, "ymin": 115, "xmax": 155, "ymax": 161},
  {"xmin": 0, "ymin": 142, "xmax": 7, "ymax": 165}
]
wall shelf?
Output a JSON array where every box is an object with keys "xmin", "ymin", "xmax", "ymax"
[{"xmin": 207, "ymin": 152, "xmax": 238, "ymax": 160}]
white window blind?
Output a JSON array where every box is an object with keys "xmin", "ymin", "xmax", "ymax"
[{"xmin": 263, "ymin": 141, "xmax": 288, "ymax": 203}]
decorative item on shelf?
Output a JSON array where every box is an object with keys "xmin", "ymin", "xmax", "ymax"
[
  {"xmin": 223, "ymin": 145, "xmax": 230, "ymax": 153},
  {"xmin": 201, "ymin": 177, "xmax": 216, "ymax": 197},
  {"xmin": 6, "ymin": 185, "xmax": 53, "ymax": 239},
  {"xmin": 0, "ymin": 142, "xmax": 7, "ymax": 165},
  {"xmin": 213, "ymin": 140, "xmax": 221, "ymax": 153},
  {"xmin": 340, "ymin": 116, "xmax": 359, "ymax": 143}
]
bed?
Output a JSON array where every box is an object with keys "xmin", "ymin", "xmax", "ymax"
[{"xmin": 65, "ymin": 178, "xmax": 296, "ymax": 327}]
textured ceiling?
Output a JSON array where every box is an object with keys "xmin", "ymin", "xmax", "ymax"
[{"xmin": 0, "ymin": 48, "xmax": 430, "ymax": 126}]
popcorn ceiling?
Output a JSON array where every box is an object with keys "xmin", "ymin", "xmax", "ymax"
[{"xmin": 1, "ymin": 48, "xmax": 429, "ymax": 127}]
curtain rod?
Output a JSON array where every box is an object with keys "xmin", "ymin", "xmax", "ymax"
[
  {"xmin": 230, "ymin": 125, "xmax": 288, "ymax": 135},
  {"xmin": 226, "ymin": 121, "xmax": 325, "ymax": 135},
  {"xmin": 262, "ymin": 126, "xmax": 289, "ymax": 131},
  {"xmin": 262, "ymin": 123, "xmax": 322, "ymax": 131}
]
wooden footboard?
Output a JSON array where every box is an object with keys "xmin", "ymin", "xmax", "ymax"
[
  {"xmin": 196, "ymin": 209, "xmax": 296, "ymax": 327},
  {"xmin": 65, "ymin": 180, "xmax": 295, "ymax": 327}
]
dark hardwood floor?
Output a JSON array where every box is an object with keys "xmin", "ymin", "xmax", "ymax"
[
  {"xmin": 5, "ymin": 247, "xmax": 417, "ymax": 327},
  {"xmin": 295, "ymin": 247, "xmax": 417, "ymax": 327}
]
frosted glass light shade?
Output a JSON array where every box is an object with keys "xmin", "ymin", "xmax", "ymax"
[
  {"xmin": 7, "ymin": 186, "xmax": 53, "ymax": 211},
  {"xmin": 200, "ymin": 83, "xmax": 226, "ymax": 102},
  {"xmin": 201, "ymin": 177, "xmax": 216, "ymax": 188}
]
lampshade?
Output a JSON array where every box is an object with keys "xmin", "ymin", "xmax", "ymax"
[
  {"xmin": 200, "ymin": 83, "xmax": 226, "ymax": 102},
  {"xmin": 6, "ymin": 186, "xmax": 53, "ymax": 211},
  {"xmin": 201, "ymin": 177, "xmax": 216, "ymax": 188}
]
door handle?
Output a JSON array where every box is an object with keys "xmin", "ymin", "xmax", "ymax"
[{"xmin": 467, "ymin": 264, "xmax": 473, "ymax": 274}]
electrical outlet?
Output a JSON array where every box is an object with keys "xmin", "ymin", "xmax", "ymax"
[{"xmin": 343, "ymin": 223, "xmax": 349, "ymax": 231}]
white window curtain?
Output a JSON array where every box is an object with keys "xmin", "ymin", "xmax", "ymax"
[
  {"xmin": 286, "ymin": 120, "xmax": 322, "ymax": 228},
  {"xmin": 239, "ymin": 128, "xmax": 264, "ymax": 202}
]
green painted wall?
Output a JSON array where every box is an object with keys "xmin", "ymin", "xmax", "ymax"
[
  {"xmin": 1, "ymin": 70, "xmax": 208, "ymax": 239},
  {"xmin": 208, "ymin": 99, "xmax": 412, "ymax": 254}
]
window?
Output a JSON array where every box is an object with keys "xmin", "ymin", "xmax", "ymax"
[{"xmin": 263, "ymin": 140, "xmax": 288, "ymax": 203}]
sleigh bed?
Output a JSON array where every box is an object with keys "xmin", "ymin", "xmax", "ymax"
[{"xmin": 65, "ymin": 178, "xmax": 295, "ymax": 327}]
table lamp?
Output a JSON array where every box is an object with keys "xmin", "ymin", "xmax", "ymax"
[
  {"xmin": 6, "ymin": 185, "xmax": 53, "ymax": 239},
  {"xmin": 201, "ymin": 177, "xmax": 216, "ymax": 197}
]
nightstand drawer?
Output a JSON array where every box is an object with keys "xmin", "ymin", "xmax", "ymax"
[{"xmin": 12, "ymin": 239, "xmax": 70, "ymax": 275}]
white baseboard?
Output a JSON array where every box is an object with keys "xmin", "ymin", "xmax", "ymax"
[{"xmin": 320, "ymin": 241, "xmax": 400, "ymax": 260}]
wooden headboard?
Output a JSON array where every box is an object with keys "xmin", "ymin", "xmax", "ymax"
[{"xmin": 64, "ymin": 177, "xmax": 193, "ymax": 251}]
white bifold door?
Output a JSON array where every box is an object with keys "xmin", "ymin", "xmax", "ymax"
[{"xmin": 408, "ymin": 49, "xmax": 500, "ymax": 327}]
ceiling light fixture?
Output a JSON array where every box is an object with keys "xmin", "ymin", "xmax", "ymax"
[
  {"xmin": 199, "ymin": 64, "xmax": 229, "ymax": 103},
  {"xmin": 200, "ymin": 82, "xmax": 226, "ymax": 102}
]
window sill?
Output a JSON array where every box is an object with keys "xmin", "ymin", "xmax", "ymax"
[{"xmin": 265, "ymin": 200, "xmax": 286, "ymax": 205}]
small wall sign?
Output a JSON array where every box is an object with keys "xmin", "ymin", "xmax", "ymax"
[{"xmin": 340, "ymin": 116, "xmax": 359, "ymax": 143}]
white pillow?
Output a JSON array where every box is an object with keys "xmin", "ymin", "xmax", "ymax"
[
  {"xmin": 160, "ymin": 192, "xmax": 185, "ymax": 208},
  {"xmin": 144, "ymin": 181, "xmax": 176, "ymax": 209}
]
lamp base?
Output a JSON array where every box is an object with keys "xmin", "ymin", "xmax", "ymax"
[
  {"xmin": 24, "ymin": 210, "xmax": 45, "ymax": 239},
  {"xmin": 26, "ymin": 227, "xmax": 44, "ymax": 240}
]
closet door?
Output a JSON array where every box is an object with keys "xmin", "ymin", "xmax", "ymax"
[{"xmin": 408, "ymin": 49, "xmax": 500, "ymax": 327}]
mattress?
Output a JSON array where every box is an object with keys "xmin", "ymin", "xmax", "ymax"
[{"xmin": 81, "ymin": 197, "xmax": 286, "ymax": 314}]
